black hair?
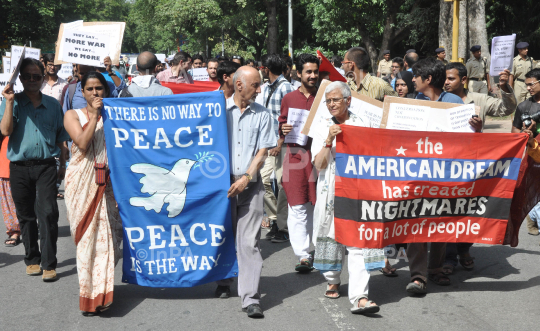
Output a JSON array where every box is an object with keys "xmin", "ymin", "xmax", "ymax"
[
  {"xmin": 261, "ymin": 54, "xmax": 284, "ymax": 76},
  {"xmin": 331, "ymin": 55, "xmax": 343, "ymax": 67},
  {"xmin": 192, "ymin": 54, "xmax": 204, "ymax": 62},
  {"xmin": 445, "ymin": 62, "xmax": 467, "ymax": 80},
  {"xmin": 296, "ymin": 53, "xmax": 319, "ymax": 73},
  {"xmin": 412, "ymin": 57, "xmax": 446, "ymax": 90},
  {"xmin": 217, "ymin": 61, "xmax": 241, "ymax": 85},
  {"xmin": 20, "ymin": 58, "xmax": 44, "ymax": 76},
  {"xmin": 404, "ymin": 52, "xmax": 419, "ymax": 68},
  {"xmin": 246, "ymin": 59, "xmax": 256, "ymax": 66},
  {"xmin": 207, "ymin": 58, "xmax": 219, "ymax": 65},
  {"xmin": 395, "ymin": 71, "xmax": 414, "ymax": 94},
  {"xmin": 525, "ymin": 68, "xmax": 540, "ymax": 81},
  {"xmin": 43, "ymin": 53, "xmax": 56, "ymax": 65},
  {"xmin": 345, "ymin": 47, "xmax": 370, "ymax": 71},
  {"xmin": 231, "ymin": 55, "xmax": 245, "ymax": 66},
  {"xmin": 217, "ymin": 55, "xmax": 229, "ymax": 62},
  {"xmin": 171, "ymin": 51, "xmax": 191, "ymax": 66},
  {"xmin": 81, "ymin": 71, "xmax": 110, "ymax": 98},
  {"xmin": 391, "ymin": 57, "xmax": 404, "ymax": 68}
]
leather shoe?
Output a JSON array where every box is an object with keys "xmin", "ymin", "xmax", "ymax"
[
  {"xmin": 215, "ymin": 285, "xmax": 230, "ymax": 299},
  {"xmin": 26, "ymin": 264, "xmax": 42, "ymax": 276},
  {"xmin": 42, "ymin": 269, "xmax": 58, "ymax": 282},
  {"xmin": 242, "ymin": 304, "xmax": 264, "ymax": 318}
]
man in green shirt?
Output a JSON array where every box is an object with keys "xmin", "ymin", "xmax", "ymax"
[{"xmin": 0, "ymin": 58, "xmax": 69, "ymax": 282}]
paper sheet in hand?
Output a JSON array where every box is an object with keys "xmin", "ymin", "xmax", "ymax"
[
  {"xmin": 60, "ymin": 30, "xmax": 110, "ymax": 67},
  {"xmin": 8, "ymin": 46, "xmax": 25, "ymax": 85},
  {"xmin": 490, "ymin": 34, "xmax": 516, "ymax": 76},
  {"xmin": 191, "ymin": 68, "xmax": 209, "ymax": 81},
  {"xmin": 0, "ymin": 73, "xmax": 23, "ymax": 103},
  {"xmin": 2, "ymin": 57, "xmax": 10, "ymax": 74},
  {"xmin": 284, "ymin": 108, "xmax": 309, "ymax": 145}
]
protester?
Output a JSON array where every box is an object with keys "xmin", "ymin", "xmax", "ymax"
[
  {"xmin": 207, "ymin": 58, "xmax": 219, "ymax": 82},
  {"xmin": 310, "ymin": 81, "xmax": 379, "ymax": 314},
  {"xmin": 155, "ymin": 61, "xmax": 164, "ymax": 74},
  {"xmin": 231, "ymin": 55, "xmax": 245, "ymax": 66},
  {"xmin": 63, "ymin": 71, "xmax": 123, "ymax": 316},
  {"xmin": 404, "ymin": 57, "xmax": 463, "ymax": 294},
  {"xmin": 217, "ymin": 60, "xmax": 241, "ymax": 99},
  {"xmin": 342, "ymin": 47, "xmax": 397, "ymax": 101},
  {"xmin": 215, "ymin": 66, "xmax": 275, "ymax": 319},
  {"xmin": 466, "ymin": 45, "xmax": 490, "ymax": 94},
  {"xmin": 192, "ymin": 54, "xmax": 204, "ymax": 68},
  {"xmin": 383, "ymin": 57, "xmax": 403, "ymax": 89},
  {"xmin": 246, "ymin": 59, "xmax": 257, "ymax": 68},
  {"xmin": 377, "ymin": 50, "xmax": 392, "ymax": 78},
  {"xmin": 510, "ymin": 42, "xmax": 534, "ymax": 104},
  {"xmin": 259, "ymin": 54, "xmax": 294, "ymax": 242},
  {"xmin": 281, "ymin": 55, "xmax": 293, "ymax": 82},
  {"xmin": 278, "ymin": 54, "xmax": 319, "ymax": 272},
  {"xmin": 156, "ymin": 51, "xmax": 194, "ymax": 84},
  {"xmin": 404, "ymin": 52, "xmax": 419, "ymax": 71},
  {"xmin": 41, "ymin": 53, "xmax": 68, "ymax": 103},
  {"xmin": 62, "ymin": 57, "xmax": 126, "ymax": 113},
  {"xmin": 119, "ymin": 52, "xmax": 173, "ymax": 97},
  {"xmin": 0, "ymin": 58, "xmax": 69, "ymax": 281},
  {"xmin": 436, "ymin": 47, "xmax": 448, "ymax": 65},
  {"xmin": 96, "ymin": 60, "xmax": 125, "ymax": 87},
  {"xmin": 331, "ymin": 54, "xmax": 345, "ymax": 75},
  {"xmin": 395, "ymin": 70, "xmax": 417, "ymax": 98},
  {"xmin": 0, "ymin": 135, "xmax": 20, "ymax": 247}
]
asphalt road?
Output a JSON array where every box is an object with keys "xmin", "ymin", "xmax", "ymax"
[{"xmin": 1, "ymin": 117, "xmax": 539, "ymax": 331}]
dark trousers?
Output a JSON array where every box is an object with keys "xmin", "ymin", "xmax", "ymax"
[
  {"xmin": 406, "ymin": 242, "xmax": 447, "ymax": 282},
  {"xmin": 445, "ymin": 243, "xmax": 473, "ymax": 267},
  {"xmin": 10, "ymin": 162, "xmax": 59, "ymax": 270}
]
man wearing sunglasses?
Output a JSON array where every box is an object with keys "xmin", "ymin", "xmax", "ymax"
[
  {"xmin": 40, "ymin": 53, "xmax": 67, "ymax": 103},
  {"xmin": 0, "ymin": 58, "xmax": 70, "ymax": 282}
]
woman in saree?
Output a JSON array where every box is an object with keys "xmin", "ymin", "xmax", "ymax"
[
  {"xmin": 311, "ymin": 81, "xmax": 380, "ymax": 315},
  {"xmin": 64, "ymin": 71, "xmax": 123, "ymax": 316}
]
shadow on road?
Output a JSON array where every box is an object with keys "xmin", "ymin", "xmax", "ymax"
[{"xmin": 0, "ymin": 252, "xmax": 24, "ymax": 269}]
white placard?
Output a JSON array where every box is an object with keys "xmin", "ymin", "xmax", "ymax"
[
  {"xmin": 5, "ymin": 52, "xmax": 10, "ymax": 57},
  {"xmin": 192, "ymin": 67, "xmax": 209, "ymax": 81},
  {"xmin": 156, "ymin": 54, "xmax": 166, "ymax": 63},
  {"xmin": 490, "ymin": 34, "xmax": 516, "ymax": 77},
  {"xmin": 10, "ymin": 45, "xmax": 41, "ymax": 69},
  {"xmin": 386, "ymin": 103, "xmax": 475, "ymax": 133},
  {"xmin": 60, "ymin": 30, "xmax": 110, "ymax": 67},
  {"xmin": 2, "ymin": 57, "xmax": 10, "ymax": 74},
  {"xmin": 441, "ymin": 104, "xmax": 476, "ymax": 132},
  {"xmin": 8, "ymin": 47, "xmax": 25, "ymax": 85},
  {"xmin": 82, "ymin": 23, "xmax": 125, "ymax": 65},
  {"xmin": 58, "ymin": 20, "xmax": 83, "ymax": 57},
  {"xmin": 128, "ymin": 55, "xmax": 138, "ymax": 66},
  {"xmin": 386, "ymin": 104, "xmax": 430, "ymax": 131},
  {"xmin": 285, "ymin": 108, "xmax": 310, "ymax": 145},
  {"xmin": 57, "ymin": 63, "xmax": 73, "ymax": 80},
  {"xmin": 0, "ymin": 73, "xmax": 24, "ymax": 103}
]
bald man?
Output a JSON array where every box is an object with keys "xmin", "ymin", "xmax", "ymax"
[
  {"xmin": 215, "ymin": 66, "xmax": 275, "ymax": 318},
  {"xmin": 119, "ymin": 51, "xmax": 173, "ymax": 97}
]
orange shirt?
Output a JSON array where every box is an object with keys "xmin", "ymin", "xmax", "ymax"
[{"xmin": 0, "ymin": 137, "xmax": 10, "ymax": 178}]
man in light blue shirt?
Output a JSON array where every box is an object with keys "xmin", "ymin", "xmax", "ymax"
[
  {"xmin": 216, "ymin": 66, "xmax": 275, "ymax": 319},
  {"xmin": 413, "ymin": 57, "xmax": 464, "ymax": 104}
]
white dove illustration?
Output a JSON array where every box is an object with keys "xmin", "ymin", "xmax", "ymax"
[{"xmin": 129, "ymin": 158, "xmax": 198, "ymax": 218}]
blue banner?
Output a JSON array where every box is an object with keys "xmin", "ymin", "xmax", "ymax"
[{"xmin": 102, "ymin": 91, "xmax": 237, "ymax": 287}]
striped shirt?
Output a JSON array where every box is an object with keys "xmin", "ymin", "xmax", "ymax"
[
  {"xmin": 347, "ymin": 73, "xmax": 397, "ymax": 101},
  {"xmin": 261, "ymin": 75, "xmax": 294, "ymax": 139}
]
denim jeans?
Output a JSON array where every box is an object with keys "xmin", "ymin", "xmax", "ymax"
[{"xmin": 9, "ymin": 161, "xmax": 59, "ymax": 270}]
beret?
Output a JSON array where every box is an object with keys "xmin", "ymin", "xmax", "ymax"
[
  {"xmin": 516, "ymin": 42, "xmax": 529, "ymax": 49},
  {"xmin": 435, "ymin": 47, "xmax": 445, "ymax": 53},
  {"xmin": 383, "ymin": 50, "xmax": 390, "ymax": 55},
  {"xmin": 470, "ymin": 45, "xmax": 481, "ymax": 52}
]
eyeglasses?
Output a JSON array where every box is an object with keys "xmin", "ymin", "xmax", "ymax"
[
  {"xmin": 324, "ymin": 97, "xmax": 347, "ymax": 104},
  {"xmin": 525, "ymin": 81, "xmax": 539, "ymax": 88},
  {"xmin": 341, "ymin": 61, "xmax": 354, "ymax": 66},
  {"xmin": 20, "ymin": 74, "xmax": 43, "ymax": 81},
  {"xmin": 232, "ymin": 55, "xmax": 242, "ymax": 59}
]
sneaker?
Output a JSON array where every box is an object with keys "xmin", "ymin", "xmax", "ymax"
[
  {"xmin": 271, "ymin": 230, "xmax": 289, "ymax": 243},
  {"xmin": 265, "ymin": 222, "xmax": 278, "ymax": 240},
  {"xmin": 215, "ymin": 285, "xmax": 230, "ymax": 299},
  {"xmin": 42, "ymin": 269, "xmax": 58, "ymax": 282},
  {"xmin": 26, "ymin": 264, "xmax": 42, "ymax": 276}
]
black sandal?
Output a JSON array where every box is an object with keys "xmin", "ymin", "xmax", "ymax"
[{"xmin": 4, "ymin": 236, "xmax": 21, "ymax": 247}]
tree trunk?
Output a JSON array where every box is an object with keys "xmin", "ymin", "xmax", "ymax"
[
  {"xmin": 458, "ymin": 0, "xmax": 468, "ymax": 60},
  {"xmin": 356, "ymin": 24, "xmax": 379, "ymax": 73},
  {"xmin": 467, "ymin": 0, "xmax": 490, "ymax": 62},
  {"xmin": 439, "ymin": 0, "xmax": 453, "ymax": 61},
  {"xmin": 265, "ymin": 0, "xmax": 278, "ymax": 54}
]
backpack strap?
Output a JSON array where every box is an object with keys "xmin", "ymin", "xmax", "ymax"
[
  {"xmin": 265, "ymin": 79, "xmax": 285, "ymax": 108},
  {"xmin": 118, "ymin": 86, "xmax": 133, "ymax": 98},
  {"xmin": 68, "ymin": 83, "xmax": 77, "ymax": 108}
]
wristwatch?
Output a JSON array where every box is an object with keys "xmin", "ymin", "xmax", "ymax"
[
  {"xmin": 243, "ymin": 173, "xmax": 252, "ymax": 181},
  {"xmin": 324, "ymin": 140, "xmax": 332, "ymax": 148}
]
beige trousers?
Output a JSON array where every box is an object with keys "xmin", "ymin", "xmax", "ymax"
[{"xmin": 260, "ymin": 145, "xmax": 288, "ymax": 229}]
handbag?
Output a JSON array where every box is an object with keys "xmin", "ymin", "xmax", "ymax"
[{"xmin": 84, "ymin": 107, "xmax": 107, "ymax": 185}]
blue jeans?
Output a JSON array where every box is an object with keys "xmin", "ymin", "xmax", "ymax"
[{"xmin": 445, "ymin": 243, "xmax": 473, "ymax": 267}]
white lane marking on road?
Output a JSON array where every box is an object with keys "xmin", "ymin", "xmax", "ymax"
[{"xmin": 318, "ymin": 298, "xmax": 356, "ymax": 330}]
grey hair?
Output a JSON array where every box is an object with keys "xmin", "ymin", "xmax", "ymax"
[
  {"xmin": 325, "ymin": 81, "xmax": 351, "ymax": 98},
  {"xmin": 232, "ymin": 69, "xmax": 247, "ymax": 87}
]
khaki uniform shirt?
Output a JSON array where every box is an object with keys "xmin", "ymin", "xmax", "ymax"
[
  {"xmin": 512, "ymin": 55, "xmax": 534, "ymax": 82},
  {"xmin": 463, "ymin": 86, "xmax": 517, "ymax": 130},
  {"xmin": 466, "ymin": 57, "xmax": 489, "ymax": 80},
  {"xmin": 437, "ymin": 58, "xmax": 448, "ymax": 65},
  {"xmin": 347, "ymin": 73, "xmax": 397, "ymax": 101},
  {"xmin": 377, "ymin": 59, "xmax": 392, "ymax": 77}
]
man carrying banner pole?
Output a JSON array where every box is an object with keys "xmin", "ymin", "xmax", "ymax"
[{"xmin": 215, "ymin": 66, "xmax": 276, "ymax": 318}]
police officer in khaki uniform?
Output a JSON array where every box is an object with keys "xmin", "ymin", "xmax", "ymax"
[
  {"xmin": 466, "ymin": 45, "xmax": 491, "ymax": 95},
  {"xmin": 510, "ymin": 42, "xmax": 535, "ymax": 104},
  {"xmin": 377, "ymin": 50, "xmax": 392, "ymax": 78},
  {"xmin": 436, "ymin": 47, "xmax": 448, "ymax": 65}
]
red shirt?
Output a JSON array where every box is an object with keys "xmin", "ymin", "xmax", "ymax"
[{"xmin": 278, "ymin": 88, "xmax": 317, "ymax": 206}]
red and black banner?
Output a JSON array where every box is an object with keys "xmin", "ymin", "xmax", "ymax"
[{"xmin": 334, "ymin": 126, "xmax": 528, "ymax": 249}]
